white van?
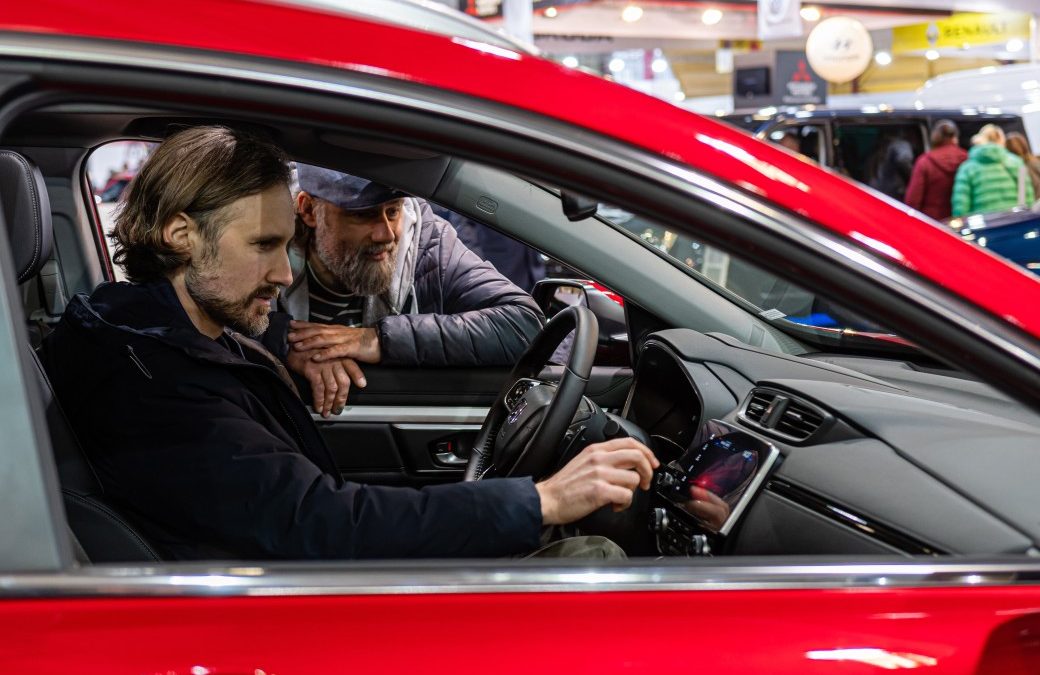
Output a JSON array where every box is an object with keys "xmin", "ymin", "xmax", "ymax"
[{"xmin": 917, "ymin": 63, "xmax": 1040, "ymax": 152}]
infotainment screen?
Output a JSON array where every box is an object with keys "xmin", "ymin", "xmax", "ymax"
[{"xmin": 658, "ymin": 419, "xmax": 780, "ymax": 535}]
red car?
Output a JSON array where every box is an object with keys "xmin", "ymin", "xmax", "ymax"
[{"xmin": 1, "ymin": 1, "xmax": 1040, "ymax": 673}]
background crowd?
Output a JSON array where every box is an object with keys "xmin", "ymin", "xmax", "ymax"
[{"xmin": 902, "ymin": 121, "xmax": 1040, "ymax": 221}]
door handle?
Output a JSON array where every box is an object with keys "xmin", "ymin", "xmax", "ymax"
[
  {"xmin": 434, "ymin": 450, "xmax": 468, "ymax": 466},
  {"xmin": 431, "ymin": 439, "xmax": 470, "ymax": 467}
]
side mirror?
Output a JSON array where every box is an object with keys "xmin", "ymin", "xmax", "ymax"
[
  {"xmin": 560, "ymin": 190, "xmax": 598, "ymax": 221},
  {"xmin": 533, "ymin": 279, "xmax": 588, "ymax": 319},
  {"xmin": 532, "ymin": 279, "xmax": 630, "ymax": 366}
]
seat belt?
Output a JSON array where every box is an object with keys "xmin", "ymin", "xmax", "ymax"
[{"xmin": 29, "ymin": 259, "xmax": 68, "ymax": 341}]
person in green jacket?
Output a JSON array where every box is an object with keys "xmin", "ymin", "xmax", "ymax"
[{"xmin": 951, "ymin": 124, "xmax": 1035, "ymax": 217}]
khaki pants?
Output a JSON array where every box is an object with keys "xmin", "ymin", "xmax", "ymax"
[{"xmin": 524, "ymin": 535, "xmax": 626, "ymax": 560}]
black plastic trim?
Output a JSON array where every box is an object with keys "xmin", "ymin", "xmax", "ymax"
[{"xmin": 768, "ymin": 479, "xmax": 943, "ymax": 556}]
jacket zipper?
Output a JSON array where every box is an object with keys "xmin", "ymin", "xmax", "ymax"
[
  {"xmin": 126, "ymin": 345, "xmax": 153, "ymax": 379},
  {"xmin": 277, "ymin": 397, "xmax": 307, "ymax": 450}
]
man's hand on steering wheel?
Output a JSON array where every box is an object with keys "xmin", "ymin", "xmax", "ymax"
[{"xmin": 535, "ymin": 437, "xmax": 658, "ymax": 525}]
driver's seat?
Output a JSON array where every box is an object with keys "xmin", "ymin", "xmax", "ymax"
[{"xmin": 0, "ymin": 148, "xmax": 161, "ymax": 562}]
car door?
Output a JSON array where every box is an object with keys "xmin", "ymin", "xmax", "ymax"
[
  {"xmin": 3, "ymin": 8, "xmax": 1040, "ymax": 672},
  {"xmin": 3, "ymin": 266, "xmax": 1040, "ymax": 671}
]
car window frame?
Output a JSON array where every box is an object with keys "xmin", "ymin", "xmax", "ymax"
[{"xmin": 3, "ymin": 35, "xmax": 1040, "ymax": 580}]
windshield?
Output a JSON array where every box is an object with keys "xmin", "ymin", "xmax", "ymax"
[{"xmin": 597, "ymin": 206, "xmax": 918, "ymax": 356}]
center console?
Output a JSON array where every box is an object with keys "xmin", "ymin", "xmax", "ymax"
[{"xmin": 650, "ymin": 419, "xmax": 779, "ymax": 556}]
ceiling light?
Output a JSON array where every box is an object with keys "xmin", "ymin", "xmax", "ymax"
[
  {"xmin": 800, "ymin": 6, "xmax": 821, "ymax": 22},
  {"xmin": 702, "ymin": 8, "xmax": 723, "ymax": 25},
  {"xmin": 651, "ymin": 58, "xmax": 669, "ymax": 74},
  {"xmin": 562, "ymin": 55, "xmax": 579, "ymax": 68},
  {"xmin": 544, "ymin": 6, "xmax": 558, "ymax": 18},
  {"xmin": 621, "ymin": 5, "xmax": 643, "ymax": 23},
  {"xmin": 673, "ymin": 91, "xmax": 687, "ymax": 102},
  {"xmin": 925, "ymin": 49, "xmax": 939, "ymax": 61},
  {"xmin": 1006, "ymin": 39, "xmax": 1024, "ymax": 53},
  {"xmin": 608, "ymin": 57, "xmax": 626, "ymax": 73},
  {"xmin": 874, "ymin": 51, "xmax": 892, "ymax": 66}
]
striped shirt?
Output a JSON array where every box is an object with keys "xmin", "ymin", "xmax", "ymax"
[{"xmin": 306, "ymin": 262, "xmax": 364, "ymax": 326}]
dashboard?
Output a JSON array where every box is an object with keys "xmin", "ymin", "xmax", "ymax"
[{"xmin": 621, "ymin": 330, "xmax": 1040, "ymax": 558}]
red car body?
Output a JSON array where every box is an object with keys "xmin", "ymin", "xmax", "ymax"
[
  {"xmin": 2, "ymin": 586, "xmax": 1039, "ymax": 673},
  {"xmin": 5, "ymin": 0, "xmax": 1038, "ymax": 335},
  {"xmin": 1, "ymin": 2, "xmax": 1040, "ymax": 673}
]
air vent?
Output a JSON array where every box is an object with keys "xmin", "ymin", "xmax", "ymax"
[
  {"xmin": 743, "ymin": 390, "xmax": 777, "ymax": 424},
  {"xmin": 775, "ymin": 399, "xmax": 825, "ymax": 440},
  {"xmin": 739, "ymin": 387, "xmax": 829, "ymax": 442}
]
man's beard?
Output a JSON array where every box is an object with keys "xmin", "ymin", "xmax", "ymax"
[
  {"xmin": 185, "ymin": 256, "xmax": 278, "ymax": 338},
  {"xmin": 314, "ymin": 235, "xmax": 397, "ymax": 297}
]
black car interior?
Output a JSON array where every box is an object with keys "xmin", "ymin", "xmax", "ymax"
[
  {"xmin": 1, "ymin": 149, "xmax": 159, "ymax": 562},
  {"xmin": 5, "ymin": 99, "xmax": 1040, "ymax": 564}
]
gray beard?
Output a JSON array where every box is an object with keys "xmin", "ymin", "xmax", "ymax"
[{"xmin": 314, "ymin": 240, "xmax": 397, "ymax": 297}]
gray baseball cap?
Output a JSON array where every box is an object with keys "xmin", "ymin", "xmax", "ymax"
[{"xmin": 296, "ymin": 163, "xmax": 405, "ymax": 210}]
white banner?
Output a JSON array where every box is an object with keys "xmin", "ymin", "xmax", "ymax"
[{"xmin": 758, "ymin": 0, "xmax": 803, "ymax": 41}]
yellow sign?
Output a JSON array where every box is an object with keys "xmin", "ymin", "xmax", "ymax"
[
  {"xmin": 719, "ymin": 40, "xmax": 763, "ymax": 52},
  {"xmin": 893, "ymin": 12, "xmax": 1031, "ymax": 53}
]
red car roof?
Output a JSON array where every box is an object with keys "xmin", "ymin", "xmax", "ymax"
[{"xmin": 3, "ymin": 0, "xmax": 1040, "ymax": 337}]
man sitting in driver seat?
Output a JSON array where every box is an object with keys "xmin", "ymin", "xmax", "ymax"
[
  {"xmin": 44, "ymin": 126, "xmax": 658, "ymax": 560},
  {"xmin": 263, "ymin": 164, "xmax": 544, "ymax": 417}
]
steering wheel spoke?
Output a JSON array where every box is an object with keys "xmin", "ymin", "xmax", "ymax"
[{"xmin": 465, "ymin": 306, "xmax": 598, "ymax": 482}]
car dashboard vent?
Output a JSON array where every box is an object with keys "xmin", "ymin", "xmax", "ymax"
[
  {"xmin": 743, "ymin": 390, "xmax": 776, "ymax": 424},
  {"xmin": 739, "ymin": 388, "xmax": 829, "ymax": 442}
]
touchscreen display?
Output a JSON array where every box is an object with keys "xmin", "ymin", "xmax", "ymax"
[
  {"xmin": 685, "ymin": 434, "xmax": 760, "ymax": 502},
  {"xmin": 661, "ymin": 419, "xmax": 779, "ymax": 534}
]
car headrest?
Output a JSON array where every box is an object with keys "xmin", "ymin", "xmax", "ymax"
[{"xmin": 0, "ymin": 149, "xmax": 53, "ymax": 283}]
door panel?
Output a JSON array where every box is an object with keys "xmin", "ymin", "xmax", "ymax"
[
  {"xmin": 315, "ymin": 365, "xmax": 633, "ymax": 483},
  {"xmin": 344, "ymin": 365, "xmax": 632, "ymax": 408}
]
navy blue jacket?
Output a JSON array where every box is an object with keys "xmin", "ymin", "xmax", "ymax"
[
  {"xmin": 43, "ymin": 280, "xmax": 542, "ymax": 560},
  {"xmin": 434, "ymin": 206, "xmax": 546, "ymax": 293}
]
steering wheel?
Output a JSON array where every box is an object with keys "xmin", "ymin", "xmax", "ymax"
[{"xmin": 464, "ymin": 305, "xmax": 598, "ymax": 482}]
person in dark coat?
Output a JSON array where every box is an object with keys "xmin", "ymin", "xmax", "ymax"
[
  {"xmin": 432, "ymin": 205, "xmax": 546, "ymax": 292},
  {"xmin": 870, "ymin": 137, "xmax": 915, "ymax": 201},
  {"xmin": 267, "ymin": 165, "xmax": 543, "ymax": 415},
  {"xmin": 44, "ymin": 126, "xmax": 657, "ymax": 560},
  {"xmin": 904, "ymin": 119, "xmax": 968, "ymax": 221}
]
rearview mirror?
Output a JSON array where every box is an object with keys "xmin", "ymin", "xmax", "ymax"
[{"xmin": 560, "ymin": 190, "xmax": 598, "ymax": 221}]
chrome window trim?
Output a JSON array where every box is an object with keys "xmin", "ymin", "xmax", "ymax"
[
  {"xmin": 0, "ymin": 33, "xmax": 1035, "ymax": 386},
  {"xmin": 392, "ymin": 423, "xmax": 483, "ymax": 431},
  {"xmin": 1, "ymin": 561, "xmax": 1040, "ymax": 597},
  {"xmin": 313, "ymin": 406, "xmax": 489, "ymax": 425}
]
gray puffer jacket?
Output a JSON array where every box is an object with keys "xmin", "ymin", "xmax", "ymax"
[{"xmin": 268, "ymin": 199, "xmax": 544, "ymax": 367}]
